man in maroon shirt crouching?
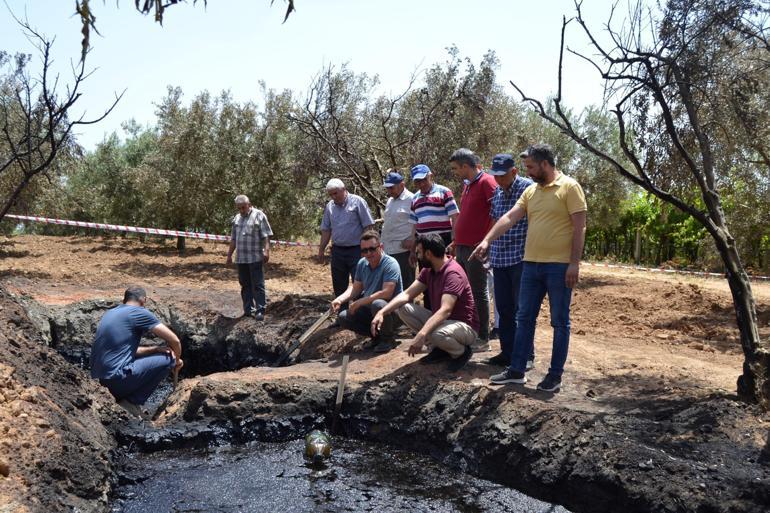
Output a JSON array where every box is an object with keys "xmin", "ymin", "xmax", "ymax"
[{"xmin": 371, "ymin": 233, "xmax": 479, "ymax": 372}]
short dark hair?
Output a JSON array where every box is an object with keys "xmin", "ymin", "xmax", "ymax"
[
  {"xmin": 123, "ymin": 286, "xmax": 147, "ymax": 304},
  {"xmin": 360, "ymin": 230, "xmax": 381, "ymax": 244},
  {"xmin": 415, "ymin": 233, "xmax": 446, "ymax": 258},
  {"xmin": 449, "ymin": 148, "xmax": 481, "ymax": 168},
  {"xmin": 525, "ymin": 144, "xmax": 556, "ymax": 167}
]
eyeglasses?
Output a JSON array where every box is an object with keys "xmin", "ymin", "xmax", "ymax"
[{"xmin": 360, "ymin": 246, "xmax": 379, "ymax": 254}]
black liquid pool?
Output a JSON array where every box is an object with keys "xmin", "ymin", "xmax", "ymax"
[{"xmin": 112, "ymin": 438, "xmax": 570, "ymax": 513}]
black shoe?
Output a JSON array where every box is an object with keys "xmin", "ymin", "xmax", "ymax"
[
  {"xmin": 489, "ymin": 327, "xmax": 500, "ymax": 340},
  {"xmin": 486, "ymin": 353, "xmax": 509, "ymax": 366},
  {"xmin": 418, "ymin": 348, "xmax": 450, "ymax": 365},
  {"xmin": 254, "ymin": 311, "xmax": 265, "ymax": 322},
  {"xmin": 447, "ymin": 345, "xmax": 473, "ymax": 372},
  {"xmin": 537, "ymin": 374, "xmax": 562, "ymax": 392},
  {"xmin": 373, "ymin": 339, "xmax": 398, "ymax": 353},
  {"xmin": 489, "ymin": 368, "xmax": 527, "ymax": 385}
]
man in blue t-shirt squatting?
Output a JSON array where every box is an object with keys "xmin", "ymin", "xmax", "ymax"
[
  {"xmin": 90, "ymin": 286, "xmax": 183, "ymax": 419},
  {"xmin": 331, "ymin": 230, "xmax": 404, "ymax": 353}
]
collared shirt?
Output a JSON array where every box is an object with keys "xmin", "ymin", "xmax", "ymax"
[
  {"xmin": 515, "ymin": 173, "xmax": 587, "ymax": 263},
  {"xmin": 320, "ymin": 193, "xmax": 375, "ymax": 247},
  {"xmin": 417, "ymin": 257, "xmax": 479, "ymax": 333},
  {"xmin": 231, "ymin": 207, "xmax": 273, "ymax": 264},
  {"xmin": 409, "ymin": 184, "xmax": 459, "ymax": 235},
  {"xmin": 454, "ymin": 171, "xmax": 498, "ymax": 246},
  {"xmin": 381, "ymin": 188, "xmax": 415, "ymax": 255},
  {"xmin": 354, "ymin": 253, "xmax": 403, "ymax": 299},
  {"xmin": 489, "ymin": 175, "xmax": 533, "ymax": 268}
]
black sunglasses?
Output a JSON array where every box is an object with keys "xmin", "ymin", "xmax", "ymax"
[{"xmin": 360, "ymin": 246, "xmax": 379, "ymax": 254}]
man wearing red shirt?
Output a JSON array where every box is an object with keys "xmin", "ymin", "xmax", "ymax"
[
  {"xmin": 449, "ymin": 148, "xmax": 497, "ymax": 347},
  {"xmin": 371, "ymin": 233, "xmax": 478, "ymax": 372}
]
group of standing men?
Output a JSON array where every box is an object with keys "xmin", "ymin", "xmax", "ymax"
[
  {"xmin": 317, "ymin": 143, "xmax": 587, "ymax": 391},
  {"xmin": 91, "ymin": 143, "xmax": 586, "ymax": 420}
]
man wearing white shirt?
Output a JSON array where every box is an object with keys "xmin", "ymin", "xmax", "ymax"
[{"xmin": 381, "ymin": 171, "xmax": 416, "ymax": 287}]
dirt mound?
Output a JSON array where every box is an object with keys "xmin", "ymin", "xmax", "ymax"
[{"xmin": 0, "ymin": 286, "xmax": 123, "ymax": 513}]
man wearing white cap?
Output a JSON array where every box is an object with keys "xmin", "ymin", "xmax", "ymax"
[
  {"xmin": 381, "ymin": 170, "xmax": 415, "ymax": 287},
  {"xmin": 319, "ymin": 178, "xmax": 376, "ymax": 302}
]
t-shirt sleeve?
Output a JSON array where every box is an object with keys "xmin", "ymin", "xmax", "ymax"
[
  {"xmin": 259, "ymin": 211, "xmax": 273, "ymax": 238},
  {"xmin": 320, "ymin": 203, "xmax": 332, "ymax": 231},
  {"xmin": 382, "ymin": 258, "xmax": 401, "ymax": 285},
  {"xmin": 444, "ymin": 190, "xmax": 459, "ymax": 216},
  {"xmin": 515, "ymin": 184, "xmax": 535, "ymax": 211},
  {"xmin": 442, "ymin": 269, "xmax": 465, "ymax": 298},
  {"xmin": 566, "ymin": 181, "xmax": 588, "ymax": 214},
  {"xmin": 131, "ymin": 308, "xmax": 161, "ymax": 335},
  {"xmin": 358, "ymin": 198, "xmax": 376, "ymax": 227}
]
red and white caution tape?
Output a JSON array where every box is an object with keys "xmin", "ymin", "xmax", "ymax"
[
  {"xmin": 584, "ymin": 261, "xmax": 770, "ymax": 281},
  {"xmin": 4, "ymin": 214, "xmax": 317, "ymax": 247}
]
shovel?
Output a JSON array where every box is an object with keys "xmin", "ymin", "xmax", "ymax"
[{"xmin": 274, "ymin": 309, "xmax": 333, "ymax": 367}]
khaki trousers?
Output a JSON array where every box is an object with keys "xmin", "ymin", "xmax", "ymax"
[{"xmin": 397, "ymin": 302, "xmax": 477, "ymax": 358}]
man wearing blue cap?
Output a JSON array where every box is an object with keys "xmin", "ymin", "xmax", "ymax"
[
  {"xmin": 484, "ymin": 154, "xmax": 534, "ymax": 368},
  {"xmin": 408, "ymin": 164, "xmax": 459, "ymax": 308},
  {"xmin": 381, "ymin": 170, "xmax": 415, "ymax": 287}
]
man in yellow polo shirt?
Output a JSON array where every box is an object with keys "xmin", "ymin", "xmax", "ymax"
[{"xmin": 471, "ymin": 144, "xmax": 587, "ymax": 391}]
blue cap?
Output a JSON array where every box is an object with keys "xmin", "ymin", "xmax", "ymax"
[
  {"xmin": 489, "ymin": 154, "xmax": 516, "ymax": 176},
  {"xmin": 410, "ymin": 164, "xmax": 431, "ymax": 180},
  {"xmin": 383, "ymin": 171, "xmax": 404, "ymax": 187}
]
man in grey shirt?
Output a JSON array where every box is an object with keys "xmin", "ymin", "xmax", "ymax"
[
  {"xmin": 318, "ymin": 178, "xmax": 375, "ymax": 302},
  {"xmin": 227, "ymin": 194, "xmax": 273, "ymax": 321},
  {"xmin": 381, "ymin": 171, "xmax": 415, "ymax": 287}
]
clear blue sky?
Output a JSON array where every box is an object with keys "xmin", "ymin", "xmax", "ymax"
[{"xmin": 1, "ymin": 0, "xmax": 623, "ymax": 151}]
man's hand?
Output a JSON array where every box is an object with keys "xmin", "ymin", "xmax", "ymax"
[
  {"xmin": 566, "ymin": 263, "xmax": 580, "ymax": 288},
  {"xmin": 409, "ymin": 251, "xmax": 417, "ymax": 267},
  {"xmin": 226, "ymin": 254, "xmax": 233, "ymax": 265},
  {"xmin": 407, "ymin": 333, "xmax": 427, "ymax": 357},
  {"xmin": 469, "ymin": 240, "xmax": 489, "ymax": 261},
  {"xmin": 401, "ymin": 238, "xmax": 415, "ymax": 251},
  {"xmin": 263, "ymin": 250, "xmax": 270, "ymax": 264},
  {"xmin": 371, "ymin": 311, "xmax": 384, "ymax": 337},
  {"xmin": 446, "ymin": 241, "xmax": 455, "ymax": 257},
  {"xmin": 331, "ymin": 298, "xmax": 342, "ymax": 314},
  {"xmin": 175, "ymin": 357, "xmax": 184, "ymax": 371},
  {"xmin": 317, "ymin": 248, "xmax": 327, "ymax": 264}
]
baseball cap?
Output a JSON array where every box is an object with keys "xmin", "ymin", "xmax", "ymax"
[
  {"xmin": 383, "ymin": 171, "xmax": 404, "ymax": 187},
  {"xmin": 410, "ymin": 164, "xmax": 431, "ymax": 180},
  {"xmin": 489, "ymin": 154, "xmax": 516, "ymax": 176}
]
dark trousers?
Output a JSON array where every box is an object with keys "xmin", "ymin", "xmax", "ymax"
[
  {"xmin": 238, "ymin": 262, "xmax": 266, "ymax": 316},
  {"xmin": 337, "ymin": 299, "xmax": 395, "ymax": 341},
  {"xmin": 390, "ymin": 251, "xmax": 415, "ymax": 289},
  {"xmin": 419, "ymin": 232, "xmax": 453, "ymax": 310},
  {"xmin": 99, "ymin": 353, "xmax": 175, "ymax": 405},
  {"xmin": 455, "ymin": 244, "xmax": 490, "ymax": 340},
  {"xmin": 331, "ymin": 245, "xmax": 360, "ymax": 298},
  {"xmin": 493, "ymin": 263, "xmax": 533, "ymax": 362}
]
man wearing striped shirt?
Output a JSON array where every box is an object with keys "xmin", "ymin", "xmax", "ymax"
[
  {"xmin": 485, "ymin": 153, "xmax": 534, "ymax": 367},
  {"xmin": 408, "ymin": 164, "xmax": 459, "ymax": 308}
]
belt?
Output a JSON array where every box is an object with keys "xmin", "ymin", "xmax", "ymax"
[{"xmin": 332, "ymin": 244, "xmax": 359, "ymax": 249}]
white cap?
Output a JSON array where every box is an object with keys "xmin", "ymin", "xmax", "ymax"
[{"xmin": 326, "ymin": 178, "xmax": 345, "ymax": 191}]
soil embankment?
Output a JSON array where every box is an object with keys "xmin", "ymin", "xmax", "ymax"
[{"xmin": 1, "ymin": 236, "xmax": 769, "ymax": 512}]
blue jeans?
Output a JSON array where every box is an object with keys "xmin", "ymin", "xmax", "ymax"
[
  {"xmin": 331, "ymin": 245, "xmax": 360, "ymax": 299},
  {"xmin": 238, "ymin": 262, "xmax": 266, "ymax": 316},
  {"xmin": 99, "ymin": 353, "xmax": 175, "ymax": 405},
  {"xmin": 509, "ymin": 262, "xmax": 572, "ymax": 377},
  {"xmin": 493, "ymin": 263, "xmax": 534, "ymax": 362},
  {"xmin": 338, "ymin": 299, "xmax": 395, "ymax": 341}
]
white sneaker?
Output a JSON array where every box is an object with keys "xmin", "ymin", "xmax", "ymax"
[{"xmin": 117, "ymin": 399, "xmax": 151, "ymax": 420}]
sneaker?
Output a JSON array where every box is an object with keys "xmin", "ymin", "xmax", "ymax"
[
  {"xmin": 254, "ymin": 311, "xmax": 265, "ymax": 322},
  {"xmin": 372, "ymin": 339, "xmax": 398, "ymax": 353},
  {"xmin": 489, "ymin": 368, "xmax": 527, "ymax": 385},
  {"xmin": 526, "ymin": 359, "xmax": 535, "ymax": 372},
  {"xmin": 471, "ymin": 338, "xmax": 491, "ymax": 352},
  {"xmin": 489, "ymin": 327, "xmax": 500, "ymax": 340},
  {"xmin": 447, "ymin": 345, "xmax": 473, "ymax": 372},
  {"xmin": 486, "ymin": 353, "xmax": 509, "ymax": 366},
  {"xmin": 536, "ymin": 374, "xmax": 562, "ymax": 392},
  {"xmin": 418, "ymin": 347, "xmax": 451, "ymax": 365},
  {"xmin": 117, "ymin": 399, "xmax": 151, "ymax": 420}
]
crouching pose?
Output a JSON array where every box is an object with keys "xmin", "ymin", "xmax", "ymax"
[
  {"xmin": 371, "ymin": 233, "xmax": 478, "ymax": 372},
  {"xmin": 331, "ymin": 231, "xmax": 403, "ymax": 353},
  {"xmin": 90, "ymin": 287, "xmax": 183, "ymax": 418}
]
